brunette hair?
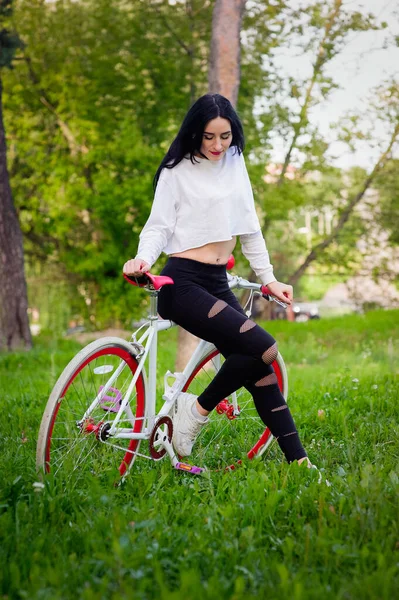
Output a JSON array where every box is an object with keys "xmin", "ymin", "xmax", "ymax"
[{"xmin": 153, "ymin": 93, "xmax": 245, "ymax": 189}]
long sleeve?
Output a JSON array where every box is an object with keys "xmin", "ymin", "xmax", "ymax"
[
  {"xmin": 136, "ymin": 169, "xmax": 178, "ymax": 267},
  {"xmin": 240, "ymin": 229, "xmax": 276, "ymax": 286}
]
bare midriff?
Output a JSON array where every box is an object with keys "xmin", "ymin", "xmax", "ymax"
[{"xmin": 170, "ymin": 237, "xmax": 237, "ymax": 265}]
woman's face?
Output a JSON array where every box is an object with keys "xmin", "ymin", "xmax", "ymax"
[{"xmin": 199, "ymin": 117, "xmax": 232, "ymax": 160}]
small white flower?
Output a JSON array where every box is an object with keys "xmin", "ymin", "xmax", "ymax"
[
  {"xmin": 33, "ymin": 482, "xmax": 45, "ymax": 492},
  {"xmin": 352, "ymin": 378, "xmax": 359, "ymax": 383},
  {"xmin": 371, "ymin": 385, "xmax": 378, "ymax": 390}
]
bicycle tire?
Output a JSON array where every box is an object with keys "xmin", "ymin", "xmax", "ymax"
[
  {"xmin": 181, "ymin": 348, "xmax": 288, "ymax": 470},
  {"xmin": 36, "ymin": 337, "xmax": 146, "ymax": 484}
]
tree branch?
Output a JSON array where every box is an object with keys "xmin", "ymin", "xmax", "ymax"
[
  {"xmin": 153, "ymin": 3, "xmax": 193, "ymax": 56},
  {"xmin": 278, "ymin": 0, "xmax": 342, "ymax": 185},
  {"xmin": 23, "ymin": 55, "xmax": 88, "ymax": 156},
  {"xmin": 288, "ymin": 121, "xmax": 399, "ymax": 286},
  {"xmin": 39, "ymin": 96, "xmax": 88, "ymax": 156}
]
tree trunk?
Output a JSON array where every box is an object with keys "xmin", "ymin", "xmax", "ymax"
[
  {"xmin": 175, "ymin": 0, "xmax": 247, "ymax": 371},
  {"xmin": 0, "ymin": 77, "xmax": 32, "ymax": 351},
  {"xmin": 208, "ymin": 0, "xmax": 247, "ymax": 107}
]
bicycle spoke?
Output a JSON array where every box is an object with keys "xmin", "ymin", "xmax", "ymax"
[
  {"xmin": 39, "ymin": 342, "xmax": 145, "ymax": 483},
  {"xmin": 182, "ymin": 351, "xmax": 277, "ymax": 469}
]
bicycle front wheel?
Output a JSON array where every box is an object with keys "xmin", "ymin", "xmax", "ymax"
[
  {"xmin": 182, "ymin": 349, "xmax": 288, "ymax": 470},
  {"xmin": 36, "ymin": 337, "xmax": 146, "ymax": 485}
]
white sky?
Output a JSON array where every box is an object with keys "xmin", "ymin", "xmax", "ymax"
[{"xmin": 269, "ymin": 0, "xmax": 399, "ymax": 169}]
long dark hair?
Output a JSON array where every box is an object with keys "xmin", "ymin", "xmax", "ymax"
[{"xmin": 153, "ymin": 93, "xmax": 245, "ymax": 190}]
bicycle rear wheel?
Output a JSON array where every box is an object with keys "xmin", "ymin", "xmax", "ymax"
[
  {"xmin": 36, "ymin": 337, "xmax": 146, "ymax": 485},
  {"xmin": 182, "ymin": 349, "xmax": 288, "ymax": 470}
]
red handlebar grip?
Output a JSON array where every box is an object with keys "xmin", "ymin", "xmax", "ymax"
[{"xmin": 261, "ymin": 285, "xmax": 270, "ymax": 296}]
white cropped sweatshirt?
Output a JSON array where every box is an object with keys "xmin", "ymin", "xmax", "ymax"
[{"xmin": 136, "ymin": 146, "xmax": 276, "ymax": 286}]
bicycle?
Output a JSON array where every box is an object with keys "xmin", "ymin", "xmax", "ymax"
[{"xmin": 36, "ymin": 256, "xmax": 289, "ymax": 485}]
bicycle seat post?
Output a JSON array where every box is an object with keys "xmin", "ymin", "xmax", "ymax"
[
  {"xmin": 148, "ymin": 290, "xmax": 159, "ymax": 320},
  {"xmin": 146, "ymin": 289, "xmax": 160, "ymax": 431}
]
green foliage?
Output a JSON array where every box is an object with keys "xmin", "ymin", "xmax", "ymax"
[
  {"xmin": 6, "ymin": 0, "xmax": 214, "ymax": 326},
  {"xmin": 374, "ymin": 159, "xmax": 399, "ymax": 244},
  {"xmin": 4, "ymin": 0, "xmax": 398, "ymax": 326},
  {"xmin": 0, "ymin": 311, "xmax": 398, "ymax": 598},
  {"xmin": 295, "ymin": 273, "xmax": 342, "ymax": 301},
  {"xmin": 0, "ymin": 29, "xmax": 23, "ymax": 67},
  {"xmin": 0, "ymin": 0, "xmax": 24, "ymax": 69}
]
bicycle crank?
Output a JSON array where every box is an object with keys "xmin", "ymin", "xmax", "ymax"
[
  {"xmin": 149, "ymin": 416, "xmax": 174, "ymax": 460},
  {"xmin": 149, "ymin": 416, "xmax": 205, "ymax": 475}
]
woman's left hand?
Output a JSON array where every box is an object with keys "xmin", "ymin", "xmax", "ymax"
[{"xmin": 266, "ymin": 281, "xmax": 293, "ymax": 306}]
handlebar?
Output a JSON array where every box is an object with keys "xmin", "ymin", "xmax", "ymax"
[
  {"xmin": 227, "ymin": 275, "xmax": 288, "ymax": 309},
  {"xmin": 123, "ymin": 270, "xmax": 288, "ymax": 309}
]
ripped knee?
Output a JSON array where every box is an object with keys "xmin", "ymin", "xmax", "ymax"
[{"xmin": 261, "ymin": 342, "xmax": 278, "ymax": 365}]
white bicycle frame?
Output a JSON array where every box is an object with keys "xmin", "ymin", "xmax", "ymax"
[{"xmin": 81, "ymin": 274, "xmax": 286, "ymax": 445}]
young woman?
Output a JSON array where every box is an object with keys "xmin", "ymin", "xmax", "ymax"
[{"xmin": 123, "ymin": 93, "xmax": 312, "ymax": 468}]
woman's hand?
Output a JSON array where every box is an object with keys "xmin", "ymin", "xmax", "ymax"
[
  {"xmin": 266, "ymin": 280, "xmax": 293, "ymax": 306},
  {"xmin": 123, "ymin": 258, "xmax": 150, "ymax": 277}
]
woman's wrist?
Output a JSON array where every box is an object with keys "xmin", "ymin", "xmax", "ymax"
[{"xmin": 260, "ymin": 274, "xmax": 277, "ymax": 286}]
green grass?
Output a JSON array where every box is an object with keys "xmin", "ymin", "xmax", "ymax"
[{"xmin": 0, "ymin": 310, "xmax": 398, "ymax": 599}]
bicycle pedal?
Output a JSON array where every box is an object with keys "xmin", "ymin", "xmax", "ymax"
[
  {"xmin": 99, "ymin": 385, "xmax": 122, "ymax": 413},
  {"xmin": 175, "ymin": 462, "xmax": 204, "ymax": 475}
]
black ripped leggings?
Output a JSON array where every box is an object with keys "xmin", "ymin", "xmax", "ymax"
[{"xmin": 158, "ymin": 257, "xmax": 307, "ymax": 463}]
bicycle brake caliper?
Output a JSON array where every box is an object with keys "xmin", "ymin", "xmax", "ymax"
[{"xmin": 129, "ymin": 341, "xmax": 145, "ymax": 360}]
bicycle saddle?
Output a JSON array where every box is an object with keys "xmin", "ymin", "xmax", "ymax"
[
  {"xmin": 124, "ymin": 254, "xmax": 235, "ymax": 290},
  {"xmin": 123, "ymin": 272, "xmax": 174, "ymax": 290}
]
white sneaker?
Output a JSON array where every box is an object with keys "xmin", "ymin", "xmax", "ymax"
[{"xmin": 172, "ymin": 393, "xmax": 209, "ymax": 457}]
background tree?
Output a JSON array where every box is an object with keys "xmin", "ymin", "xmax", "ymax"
[
  {"xmin": 240, "ymin": 0, "xmax": 394, "ymax": 312},
  {"xmin": 6, "ymin": 0, "xmax": 214, "ymax": 327},
  {"xmin": 6, "ymin": 0, "xmax": 288, "ymax": 330},
  {"xmin": 289, "ymin": 120, "xmax": 399, "ymax": 285},
  {"xmin": 0, "ymin": 0, "xmax": 31, "ymax": 350},
  {"xmin": 287, "ymin": 78, "xmax": 399, "ymax": 285},
  {"xmin": 4, "ymin": 0, "xmax": 398, "ymax": 337}
]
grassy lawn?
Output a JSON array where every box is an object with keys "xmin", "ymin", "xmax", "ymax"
[{"xmin": 0, "ymin": 310, "xmax": 398, "ymax": 599}]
